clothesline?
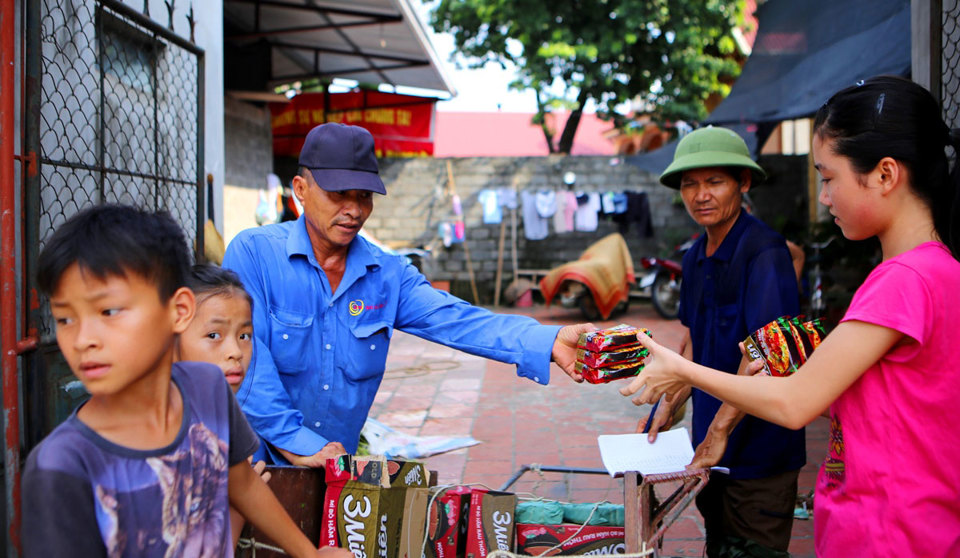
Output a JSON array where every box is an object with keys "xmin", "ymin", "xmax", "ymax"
[{"xmin": 475, "ymin": 188, "xmax": 655, "ymax": 241}]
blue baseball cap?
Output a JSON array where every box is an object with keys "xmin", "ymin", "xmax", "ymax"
[{"xmin": 298, "ymin": 123, "xmax": 386, "ymax": 195}]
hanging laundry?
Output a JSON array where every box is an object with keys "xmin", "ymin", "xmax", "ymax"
[
  {"xmin": 497, "ymin": 187, "xmax": 518, "ymax": 210},
  {"xmin": 613, "ymin": 191, "xmax": 654, "ymax": 238},
  {"xmin": 451, "ymin": 194, "xmax": 463, "ymax": 216},
  {"xmin": 453, "ymin": 219, "xmax": 466, "ymax": 242},
  {"xmin": 575, "ymin": 192, "xmax": 602, "ymax": 232},
  {"xmin": 613, "ymin": 192, "xmax": 628, "ymax": 214},
  {"xmin": 562, "ymin": 191, "xmax": 578, "ymax": 232},
  {"xmin": 439, "ymin": 222, "xmax": 454, "ymax": 247},
  {"xmin": 554, "ymin": 190, "xmax": 570, "ymax": 234},
  {"xmin": 536, "ymin": 189, "xmax": 557, "ymax": 218},
  {"xmin": 601, "ymin": 191, "xmax": 617, "ymax": 215},
  {"xmin": 521, "ymin": 190, "xmax": 549, "ymax": 240},
  {"xmin": 478, "ymin": 189, "xmax": 502, "ymax": 224}
]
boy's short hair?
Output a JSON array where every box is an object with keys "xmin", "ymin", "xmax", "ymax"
[
  {"xmin": 187, "ymin": 264, "xmax": 254, "ymax": 309},
  {"xmin": 37, "ymin": 204, "xmax": 192, "ymax": 301}
]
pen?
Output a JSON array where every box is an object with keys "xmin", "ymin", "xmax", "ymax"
[{"xmin": 641, "ymin": 399, "xmax": 661, "ymax": 434}]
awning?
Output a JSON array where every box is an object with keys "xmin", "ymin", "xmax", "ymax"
[
  {"xmin": 705, "ymin": 0, "xmax": 910, "ymax": 126},
  {"xmin": 627, "ymin": 0, "xmax": 910, "ymax": 177},
  {"xmin": 223, "ymin": 0, "xmax": 456, "ymax": 96}
]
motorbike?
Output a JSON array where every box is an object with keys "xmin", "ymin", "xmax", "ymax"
[{"xmin": 637, "ymin": 235, "xmax": 696, "ymax": 320}]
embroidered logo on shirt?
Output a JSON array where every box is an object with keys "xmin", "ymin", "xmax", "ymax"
[{"xmin": 348, "ymin": 300, "xmax": 365, "ymax": 316}]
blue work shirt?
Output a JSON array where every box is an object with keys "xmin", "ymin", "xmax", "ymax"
[
  {"xmin": 223, "ymin": 217, "xmax": 561, "ymax": 458},
  {"xmin": 679, "ymin": 211, "xmax": 805, "ymax": 480}
]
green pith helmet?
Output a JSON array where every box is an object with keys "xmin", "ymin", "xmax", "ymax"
[{"xmin": 659, "ymin": 126, "xmax": 767, "ymax": 189}]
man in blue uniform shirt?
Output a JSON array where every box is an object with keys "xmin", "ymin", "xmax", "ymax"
[
  {"xmin": 224, "ymin": 123, "xmax": 592, "ymax": 467},
  {"xmin": 639, "ymin": 127, "xmax": 803, "ymax": 558}
]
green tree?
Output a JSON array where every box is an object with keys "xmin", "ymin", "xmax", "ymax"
[{"xmin": 428, "ymin": 0, "xmax": 746, "ymax": 153}]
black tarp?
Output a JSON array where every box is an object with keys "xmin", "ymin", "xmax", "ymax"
[
  {"xmin": 706, "ymin": 0, "xmax": 910, "ymax": 126},
  {"xmin": 627, "ymin": 0, "xmax": 910, "ymax": 175}
]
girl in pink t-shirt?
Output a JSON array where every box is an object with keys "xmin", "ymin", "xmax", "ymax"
[{"xmin": 621, "ymin": 75, "xmax": 960, "ymax": 556}]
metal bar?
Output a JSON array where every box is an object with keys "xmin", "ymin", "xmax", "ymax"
[
  {"xmin": 100, "ymin": 0, "xmax": 203, "ymax": 55},
  {"xmin": 498, "ymin": 464, "xmax": 609, "ymax": 491},
  {"xmin": 227, "ymin": 17, "xmax": 401, "ymax": 40},
  {"xmin": 1, "ymin": 0, "xmax": 22, "ymax": 552},
  {"xmin": 498, "ymin": 465, "xmax": 531, "ymax": 491},
  {"xmin": 22, "ymin": 0, "xmax": 43, "ymax": 466},
  {"xmin": 40, "ymin": 159, "xmax": 195, "ymax": 186},
  {"xmin": 270, "ymin": 62, "xmax": 427, "ymax": 82},
  {"xmin": 14, "ymin": 338, "xmax": 37, "ymax": 355},
  {"xmin": 152, "ymin": 31, "xmax": 160, "ymax": 211},
  {"xmin": 267, "ymin": 40, "xmax": 428, "ymax": 64},
  {"xmin": 304, "ymin": 0, "xmax": 393, "ymax": 86},
  {"xmin": 911, "ymin": 0, "xmax": 943, "ymax": 104},
  {"xmin": 97, "ymin": 5, "xmax": 106, "ymax": 202},
  {"xmin": 195, "ymin": 51, "xmax": 205, "ymax": 262},
  {"xmin": 648, "ymin": 478, "xmax": 707, "ymax": 546},
  {"xmin": 227, "ymin": 0, "xmax": 401, "ymax": 20}
]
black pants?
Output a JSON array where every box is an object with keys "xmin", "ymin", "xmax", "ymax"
[{"xmin": 696, "ymin": 468, "xmax": 799, "ymax": 558}]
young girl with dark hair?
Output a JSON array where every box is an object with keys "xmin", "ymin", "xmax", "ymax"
[
  {"xmin": 178, "ymin": 264, "xmax": 271, "ymax": 550},
  {"xmin": 621, "ymin": 75, "xmax": 960, "ymax": 556}
]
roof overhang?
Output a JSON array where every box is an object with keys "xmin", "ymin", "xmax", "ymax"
[
  {"xmin": 705, "ymin": 0, "xmax": 909, "ymax": 126},
  {"xmin": 223, "ymin": 0, "xmax": 456, "ymax": 96}
]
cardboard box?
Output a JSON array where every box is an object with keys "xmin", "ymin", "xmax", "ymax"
[
  {"xmin": 397, "ymin": 487, "xmax": 429, "ymax": 558},
  {"xmin": 322, "ymin": 456, "xmax": 385, "ymax": 548},
  {"xmin": 515, "ymin": 524, "xmax": 625, "ymax": 556},
  {"xmin": 425, "ymin": 486, "xmax": 472, "ymax": 558},
  {"xmin": 322, "ymin": 456, "xmax": 432, "ymax": 558},
  {"xmin": 465, "ymin": 488, "xmax": 517, "ymax": 558},
  {"xmin": 327, "ymin": 481, "xmax": 406, "ymax": 558},
  {"xmin": 384, "ymin": 459, "xmax": 431, "ymax": 488},
  {"xmin": 385, "ymin": 460, "xmax": 431, "ymax": 558}
]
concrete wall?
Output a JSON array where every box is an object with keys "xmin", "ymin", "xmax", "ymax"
[
  {"xmin": 223, "ymin": 96, "xmax": 274, "ymax": 243},
  {"xmin": 368, "ymin": 154, "xmax": 809, "ymax": 303},
  {"xmin": 369, "ymin": 156, "xmax": 701, "ymax": 303}
]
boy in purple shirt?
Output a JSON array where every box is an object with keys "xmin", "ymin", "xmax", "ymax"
[{"xmin": 22, "ymin": 204, "xmax": 352, "ymax": 558}]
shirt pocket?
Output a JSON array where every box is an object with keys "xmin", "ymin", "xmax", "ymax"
[
  {"xmin": 269, "ymin": 308, "xmax": 314, "ymax": 374},
  {"xmin": 339, "ymin": 321, "xmax": 393, "ymax": 382}
]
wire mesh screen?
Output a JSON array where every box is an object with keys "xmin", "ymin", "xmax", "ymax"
[
  {"xmin": 34, "ymin": 0, "xmax": 203, "ymax": 337},
  {"xmin": 944, "ymin": 0, "xmax": 960, "ymax": 128}
]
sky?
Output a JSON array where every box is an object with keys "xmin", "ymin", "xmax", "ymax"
[{"xmin": 411, "ymin": 2, "xmax": 539, "ymax": 113}]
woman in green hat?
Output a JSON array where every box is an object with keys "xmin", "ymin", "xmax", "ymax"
[{"xmin": 642, "ymin": 126, "xmax": 803, "ymax": 558}]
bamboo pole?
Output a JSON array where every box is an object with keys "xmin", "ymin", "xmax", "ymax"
[{"xmin": 445, "ymin": 160, "xmax": 481, "ymax": 305}]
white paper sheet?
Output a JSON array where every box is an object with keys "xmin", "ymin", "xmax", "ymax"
[{"xmin": 596, "ymin": 428, "xmax": 695, "ymax": 477}]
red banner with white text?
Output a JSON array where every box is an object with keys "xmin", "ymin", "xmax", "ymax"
[{"xmin": 271, "ymin": 91, "xmax": 436, "ymax": 158}]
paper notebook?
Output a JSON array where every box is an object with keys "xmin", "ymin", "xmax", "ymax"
[{"xmin": 597, "ymin": 428, "xmax": 695, "ymax": 477}]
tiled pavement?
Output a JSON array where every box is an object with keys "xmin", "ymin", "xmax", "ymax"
[{"xmin": 369, "ymin": 300, "xmax": 826, "ymax": 558}]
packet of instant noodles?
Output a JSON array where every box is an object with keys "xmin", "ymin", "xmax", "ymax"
[
  {"xmin": 577, "ymin": 324, "xmax": 649, "ymax": 352},
  {"xmin": 576, "ymin": 344, "xmax": 649, "ymax": 368},
  {"xmin": 743, "ymin": 316, "xmax": 826, "ymax": 377},
  {"xmin": 575, "ymin": 359, "xmax": 646, "ymax": 384}
]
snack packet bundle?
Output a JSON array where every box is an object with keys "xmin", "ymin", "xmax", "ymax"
[
  {"xmin": 576, "ymin": 325, "xmax": 651, "ymax": 384},
  {"xmin": 576, "ymin": 345, "xmax": 648, "ymax": 368},
  {"xmin": 743, "ymin": 316, "xmax": 826, "ymax": 377},
  {"xmin": 577, "ymin": 324, "xmax": 645, "ymax": 352}
]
